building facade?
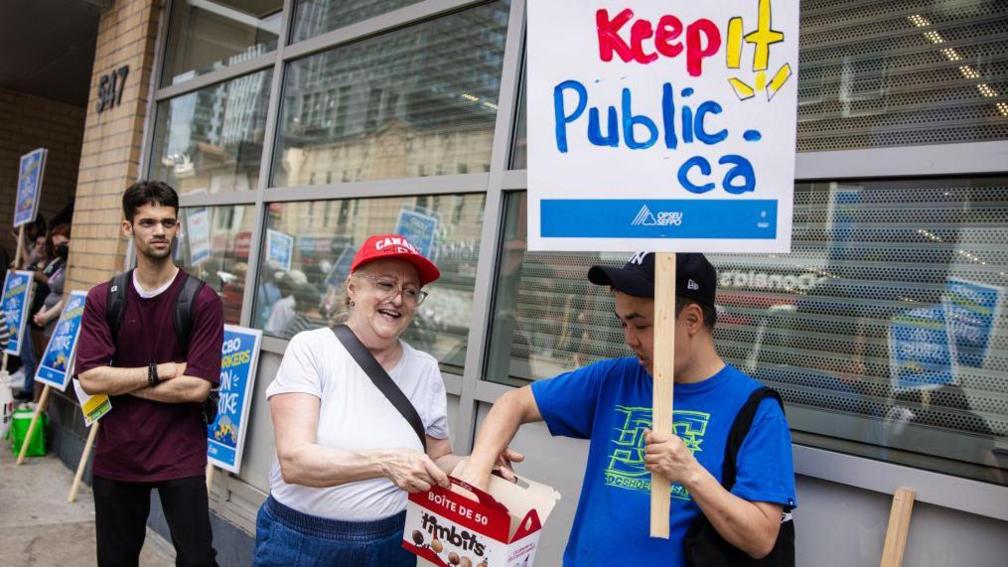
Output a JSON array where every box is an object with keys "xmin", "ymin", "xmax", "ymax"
[{"xmin": 45, "ymin": 1, "xmax": 1008, "ymax": 565}]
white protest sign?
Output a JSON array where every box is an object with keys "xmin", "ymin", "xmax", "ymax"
[{"xmin": 528, "ymin": 0, "xmax": 799, "ymax": 252}]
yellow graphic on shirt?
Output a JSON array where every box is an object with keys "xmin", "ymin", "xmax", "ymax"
[{"xmin": 603, "ymin": 406, "xmax": 710, "ymax": 500}]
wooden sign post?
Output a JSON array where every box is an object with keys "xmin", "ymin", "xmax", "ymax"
[
  {"xmin": 879, "ymin": 487, "xmax": 916, "ymax": 567},
  {"xmin": 68, "ymin": 421, "xmax": 100, "ymax": 502},
  {"xmin": 206, "ymin": 462, "xmax": 216, "ymax": 493},
  {"xmin": 16, "ymin": 384, "xmax": 49, "ymax": 464},
  {"xmin": 650, "ymin": 253, "xmax": 677, "ymax": 538}
]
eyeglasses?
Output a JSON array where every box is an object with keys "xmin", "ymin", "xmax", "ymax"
[{"xmin": 357, "ymin": 274, "xmax": 429, "ymax": 305}]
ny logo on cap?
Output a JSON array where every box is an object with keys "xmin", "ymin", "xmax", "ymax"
[
  {"xmin": 628, "ymin": 252, "xmax": 648, "ymax": 265},
  {"xmin": 687, "ymin": 279, "xmax": 700, "ymax": 290}
]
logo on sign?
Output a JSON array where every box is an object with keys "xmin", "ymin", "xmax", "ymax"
[{"xmin": 631, "ymin": 205, "xmax": 683, "ymax": 227}]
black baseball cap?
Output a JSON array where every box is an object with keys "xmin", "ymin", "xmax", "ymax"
[{"xmin": 587, "ymin": 252, "xmax": 717, "ymax": 306}]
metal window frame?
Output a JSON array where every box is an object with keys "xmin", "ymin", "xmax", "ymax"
[{"xmin": 140, "ymin": 0, "xmax": 1008, "ymax": 531}]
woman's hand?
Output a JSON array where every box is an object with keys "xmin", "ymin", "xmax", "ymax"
[{"xmin": 379, "ymin": 449, "xmax": 450, "ymax": 493}]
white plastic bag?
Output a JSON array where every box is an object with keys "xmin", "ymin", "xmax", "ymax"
[{"xmin": 0, "ymin": 370, "xmax": 13, "ymax": 439}]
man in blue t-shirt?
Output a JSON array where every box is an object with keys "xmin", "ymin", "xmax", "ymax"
[{"xmin": 458, "ymin": 252, "xmax": 796, "ymax": 566}]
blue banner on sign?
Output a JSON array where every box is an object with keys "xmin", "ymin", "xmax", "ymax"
[
  {"xmin": 14, "ymin": 148, "xmax": 46, "ymax": 228},
  {"xmin": 945, "ymin": 278, "xmax": 1003, "ymax": 368},
  {"xmin": 36, "ymin": 291, "xmax": 88, "ymax": 390},
  {"xmin": 395, "ymin": 208, "xmax": 439, "ymax": 259},
  {"xmin": 540, "ymin": 199, "xmax": 777, "ymax": 239},
  {"xmin": 207, "ymin": 325, "xmax": 262, "ymax": 473},
  {"xmin": 2, "ymin": 270, "xmax": 34, "ymax": 356},
  {"xmin": 889, "ymin": 303, "xmax": 958, "ymax": 391},
  {"xmin": 266, "ymin": 229, "xmax": 294, "ymax": 272}
]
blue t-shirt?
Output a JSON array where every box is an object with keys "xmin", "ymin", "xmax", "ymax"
[{"xmin": 532, "ymin": 359, "xmax": 797, "ymax": 566}]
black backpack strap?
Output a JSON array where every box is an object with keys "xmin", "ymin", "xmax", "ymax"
[
  {"xmin": 173, "ymin": 273, "xmax": 205, "ymax": 352},
  {"xmin": 332, "ymin": 324, "xmax": 427, "ymax": 451},
  {"xmin": 105, "ymin": 270, "xmax": 131, "ymax": 340},
  {"xmin": 721, "ymin": 387, "xmax": 785, "ymax": 496}
]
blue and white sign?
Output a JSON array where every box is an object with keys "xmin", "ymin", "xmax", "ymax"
[
  {"xmin": 207, "ymin": 325, "xmax": 262, "ymax": 473},
  {"xmin": 889, "ymin": 302, "xmax": 958, "ymax": 391},
  {"xmin": 325, "ymin": 245, "xmax": 356, "ymax": 288},
  {"xmin": 14, "ymin": 148, "xmax": 47, "ymax": 228},
  {"xmin": 527, "ymin": 1, "xmax": 799, "ymax": 252},
  {"xmin": 2, "ymin": 271, "xmax": 34, "ymax": 356},
  {"xmin": 266, "ymin": 229, "xmax": 294, "ymax": 272},
  {"xmin": 35, "ymin": 291, "xmax": 88, "ymax": 390},
  {"xmin": 395, "ymin": 208, "xmax": 439, "ymax": 260},
  {"xmin": 945, "ymin": 278, "xmax": 1003, "ymax": 368},
  {"xmin": 185, "ymin": 207, "xmax": 212, "ymax": 266}
]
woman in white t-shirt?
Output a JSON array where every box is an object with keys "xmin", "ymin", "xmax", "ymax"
[{"xmin": 253, "ymin": 234, "xmax": 462, "ymax": 566}]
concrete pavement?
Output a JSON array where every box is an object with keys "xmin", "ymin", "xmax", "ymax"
[{"xmin": 0, "ymin": 451, "xmax": 175, "ymax": 566}]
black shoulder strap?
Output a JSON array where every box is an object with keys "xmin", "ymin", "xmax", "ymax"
[
  {"xmin": 721, "ymin": 387, "xmax": 785, "ymax": 492},
  {"xmin": 105, "ymin": 270, "xmax": 131, "ymax": 340},
  {"xmin": 332, "ymin": 324, "xmax": 427, "ymax": 451},
  {"xmin": 173, "ymin": 273, "xmax": 205, "ymax": 352}
]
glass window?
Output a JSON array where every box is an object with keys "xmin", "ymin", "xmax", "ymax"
[
  {"xmin": 150, "ymin": 70, "xmax": 272, "ymax": 193},
  {"xmin": 161, "ymin": 0, "xmax": 282, "ymax": 87},
  {"xmin": 510, "ymin": 72, "xmax": 526, "ymax": 169},
  {"xmin": 489, "ymin": 182, "xmax": 1008, "ymax": 485},
  {"xmin": 795, "ymin": 0, "xmax": 1008, "ymax": 150},
  {"xmin": 272, "ymin": 2, "xmax": 509, "ymax": 187},
  {"xmin": 255, "ymin": 194, "xmax": 485, "ymax": 373},
  {"xmin": 291, "ymin": 0, "xmax": 421, "ymax": 43},
  {"xmin": 177, "ymin": 205, "xmax": 256, "ymax": 325}
]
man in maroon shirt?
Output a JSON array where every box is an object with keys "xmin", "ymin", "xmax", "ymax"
[{"xmin": 78, "ymin": 180, "xmax": 223, "ymax": 567}]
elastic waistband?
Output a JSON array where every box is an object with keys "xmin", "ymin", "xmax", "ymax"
[{"xmin": 264, "ymin": 495, "xmax": 405, "ymax": 540}]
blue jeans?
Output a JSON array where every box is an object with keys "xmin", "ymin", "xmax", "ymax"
[
  {"xmin": 18, "ymin": 334, "xmax": 36, "ymax": 397},
  {"xmin": 253, "ymin": 496, "xmax": 414, "ymax": 567}
]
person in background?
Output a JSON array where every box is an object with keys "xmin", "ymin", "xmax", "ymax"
[
  {"xmin": 264, "ymin": 270, "xmax": 305, "ymax": 336},
  {"xmin": 33, "ymin": 225, "xmax": 71, "ymax": 337},
  {"xmin": 254, "ymin": 234, "xmax": 519, "ymax": 567},
  {"xmin": 26, "ymin": 224, "xmax": 69, "ymax": 401}
]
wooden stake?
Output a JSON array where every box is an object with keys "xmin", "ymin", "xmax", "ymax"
[
  {"xmin": 206, "ymin": 462, "xmax": 216, "ymax": 494},
  {"xmin": 650, "ymin": 252, "xmax": 676, "ymax": 538},
  {"xmin": 16, "ymin": 384, "xmax": 50, "ymax": 464},
  {"xmin": 880, "ymin": 487, "xmax": 916, "ymax": 567},
  {"xmin": 2, "ymin": 225, "xmax": 25, "ymax": 373},
  {"xmin": 68, "ymin": 421, "xmax": 100, "ymax": 502}
]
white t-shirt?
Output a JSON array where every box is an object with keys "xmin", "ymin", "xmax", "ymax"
[
  {"xmin": 266, "ymin": 327, "xmax": 449, "ymax": 520},
  {"xmin": 264, "ymin": 295, "xmax": 296, "ymax": 335}
]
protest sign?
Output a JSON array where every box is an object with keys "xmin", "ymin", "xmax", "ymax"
[
  {"xmin": 186, "ymin": 207, "xmax": 212, "ymax": 266},
  {"xmin": 35, "ymin": 291, "xmax": 88, "ymax": 390},
  {"xmin": 527, "ymin": 0, "xmax": 799, "ymax": 253},
  {"xmin": 14, "ymin": 148, "xmax": 47, "ymax": 228},
  {"xmin": 395, "ymin": 207, "xmax": 440, "ymax": 260},
  {"xmin": 207, "ymin": 325, "xmax": 262, "ymax": 473},
  {"xmin": 945, "ymin": 278, "xmax": 1003, "ymax": 368},
  {"xmin": 889, "ymin": 302, "xmax": 959, "ymax": 391},
  {"xmin": 266, "ymin": 229, "xmax": 294, "ymax": 271},
  {"xmin": 2, "ymin": 271, "xmax": 34, "ymax": 356}
]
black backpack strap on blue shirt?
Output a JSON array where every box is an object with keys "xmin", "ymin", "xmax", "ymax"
[
  {"xmin": 105, "ymin": 269, "xmax": 205, "ymax": 351},
  {"xmin": 332, "ymin": 323, "xmax": 427, "ymax": 452},
  {"xmin": 683, "ymin": 386, "xmax": 795, "ymax": 567}
]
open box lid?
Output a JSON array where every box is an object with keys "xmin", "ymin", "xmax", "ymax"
[{"xmin": 485, "ymin": 474, "xmax": 561, "ymax": 541}]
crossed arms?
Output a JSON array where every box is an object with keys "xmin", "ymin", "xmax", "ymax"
[{"xmin": 78, "ymin": 361, "xmax": 211, "ymax": 403}]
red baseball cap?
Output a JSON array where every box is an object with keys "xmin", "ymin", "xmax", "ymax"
[{"xmin": 350, "ymin": 234, "xmax": 441, "ymax": 286}]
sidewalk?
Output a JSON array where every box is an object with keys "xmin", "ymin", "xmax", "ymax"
[{"xmin": 0, "ymin": 452, "xmax": 175, "ymax": 566}]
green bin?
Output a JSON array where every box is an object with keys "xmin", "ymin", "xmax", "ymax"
[{"xmin": 7, "ymin": 406, "xmax": 47, "ymax": 457}]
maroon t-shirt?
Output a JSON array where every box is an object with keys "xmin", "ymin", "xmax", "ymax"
[{"xmin": 76, "ymin": 269, "xmax": 223, "ymax": 482}]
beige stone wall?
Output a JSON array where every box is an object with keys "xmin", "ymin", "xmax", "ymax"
[
  {"xmin": 67, "ymin": 0, "xmax": 161, "ymax": 292},
  {"xmin": 0, "ymin": 89, "xmax": 86, "ymax": 262}
]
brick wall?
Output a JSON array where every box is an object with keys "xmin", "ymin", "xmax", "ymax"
[
  {"xmin": 0, "ymin": 89, "xmax": 86, "ymax": 263},
  {"xmin": 67, "ymin": 0, "xmax": 160, "ymax": 292}
]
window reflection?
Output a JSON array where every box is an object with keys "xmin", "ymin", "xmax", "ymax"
[
  {"xmin": 273, "ymin": 2, "xmax": 509, "ymax": 187},
  {"xmin": 177, "ymin": 205, "xmax": 256, "ymax": 325},
  {"xmin": 162, "ymin": 0, "xmax": 282, "ymax": 86},
  {"xmin": 256, "ymin": 194, "xmax": 485, "ymax": 373},
  {"xmin": 151, "ymin": 70, "xmax": 272, "ymax": 193},
  {"xmin": 489, "ymin": 182, "xmax": 1008, "ymax": 485}
]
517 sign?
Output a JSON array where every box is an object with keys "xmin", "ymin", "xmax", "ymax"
[{"xmin": 96, "ymin": 65, "xmax": 129, "ymax": 113}]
